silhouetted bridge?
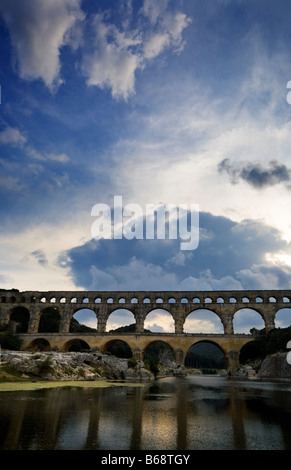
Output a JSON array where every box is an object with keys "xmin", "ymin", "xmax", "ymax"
[{"xmin": 1, "ymin": 289, "xmax": 290, "ymax": 373}]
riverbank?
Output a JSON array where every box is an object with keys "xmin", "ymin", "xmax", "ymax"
[
  {"xmin": 0, "ymin": 379, "xmax": 148, "ymax": 392},
  {"xmin": 0, "ymin": 350, "xmax": 155, "ymax": 385},
  {"xmin": 235, "ymin": 351, "xmax": 291, "ymax": 380}
]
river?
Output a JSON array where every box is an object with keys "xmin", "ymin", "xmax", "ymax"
[{"xmin": 0, "ymin": 375, "xmax": 291, "ymax": 451}]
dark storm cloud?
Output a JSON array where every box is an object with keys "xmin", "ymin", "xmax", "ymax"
[
  {"xmin": 218, "ymin": 158, "xmax": 291, "ymax": 188},
  {"xmin": 59, "ymin": 211, "xmax": 291, "ymax": 291}
]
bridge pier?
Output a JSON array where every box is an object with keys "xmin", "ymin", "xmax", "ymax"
[
  {"xmin": 227, "ymin": 349, "xmax": 240, "ymax": 376},
  {"xmin": 175, "ymin": 348, "xmax": 184, "ymax": 366}
]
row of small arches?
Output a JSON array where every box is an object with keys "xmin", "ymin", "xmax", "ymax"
[
  {"xmin": 2, "ymin": 294, "xmax": 291, "ymax": 305},
  {"xmin": 38, "ymin": 296, "xmax": 291, "ymax": 304}
]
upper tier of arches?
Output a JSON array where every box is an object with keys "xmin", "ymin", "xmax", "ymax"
[{"xmin": 1, "ymin": 289, "xmax": 291, "ymax": 305}]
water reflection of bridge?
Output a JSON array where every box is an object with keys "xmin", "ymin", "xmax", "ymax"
[{"xmin": 1, "ymin": 289, "xmax": 290, "ymax": 373}]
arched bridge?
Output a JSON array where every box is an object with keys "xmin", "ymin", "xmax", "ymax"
[{"xmin": 1, "ymin": 289, "xmax": 290, "ymax": 373}]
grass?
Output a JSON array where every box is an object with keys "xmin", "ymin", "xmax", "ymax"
[
  {"xmin": 0, "ymin": 365, "xmax": 148, "ymax": 392},
  {"xmin": 0, "ymin": 380, "xmax": 147, "ymax": 392},
  {"xmin": 0, "ymin": 380, "xmax": 114, "ymax": 392}
]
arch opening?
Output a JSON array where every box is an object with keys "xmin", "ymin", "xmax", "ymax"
[
  {"xmin": 275, "ymin": 308, "xmax": 291, "ymax": 328},
  {"xmin": 185, "ymin": 341, "xmax": 226, "ymax": 372},
  {"xmin": 143, "ymin": 340, "xmax": 175, "ymax": 373},
  {"xmin": 184, "ymin": 309, "xmax": 223, "ymax": 334},
  {"xmin": 64, "ymin": 339, "xmax": 90, "ymax": 352},
  {"xmin": 38, "ymin": 308, "xmax": 61, "ymax": 333},
  {"xmin": 28, "ymin": 338, "xmax": 51, "ymax": 352},
  {"xmin": 104, "ymin": 339, "xmax": 132, "ymax": 358},
  {"xmin": 106, "ymin": 309, "xmax": 135, "ymax": 332},
  {"xmin": 70, "ymin": 309, "xmax": 97, "ymax": 332},
  {"xmin": 233, "ymin": 308, "xmax": 265, "ymax": 334},
  {"xmin": 144, "ymin": 309, "xmax": 175, "ymax": 333},
  {"xmin": 9, "ymin": 306, "xmax": 30, "ymax": 333}
]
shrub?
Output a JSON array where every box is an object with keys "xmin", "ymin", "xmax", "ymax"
[
  {"xmin": 128, "ymin": 357, "xmax": 138, "ymax": 368},
  {"xmin": 240, "ymin": 326, "xmax": 291, "ymax": 363},
  {"xmin": 0, "ymin": 330, "xmax": 22, "ymax": 350},
  {"xmin": 38, "ymin": 356, "xmax": 54, "ymax": 375}
]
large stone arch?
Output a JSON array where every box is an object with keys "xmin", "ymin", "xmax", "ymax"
[
  {"xmin": 70, "ymin": 308, "xmax": 97, "ymax": 332},
  {"xmin": 27, "ymin": 337, "xmax": 51, "ymax": 351},
  {"xmin": 184, "ymin": 340, "xmax": 227, "ymax": 369},
  {"xmin": 63, "ymin": 338, "xmax": 91, "ymax": 352},
  {"xmin": 9, "ymin": 306, "xmax": 30, "ymax": 333},
  {"xmin": 38, "ymin": 307, "xmax": 61, "ymax": 333},
  {"xmin": 144, "ymin": 308, "xmax": 175, "ymax": 333},
  {"xmin": 143, "ymin": 339, "xmax": 176, "ymax": 367},
  {"xmin": 274, "ymin": 307, "xmax": 291, "ymax": 328},
  {"xmin": 105, "ymin": 308, "xmax": 136, "ymax": 332},
  {"xmin": 184, "ymin": 308, "xmax": 224, "ymax": 334},
  {"xmin": 102, "ymin": 339, "xmax": 133, "ymax": 358},
  {"xmin": 233, "ymin": 307, "xmax": 266, "ymax": 333}
]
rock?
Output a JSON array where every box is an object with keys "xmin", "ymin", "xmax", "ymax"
[
  {"xmin": 173, "ymin": 365, "xmax": 187, "ymax": 376},
  {"xmin": 234, "ymin": 353, "xmax": 291, "ymax": 380},
  {"xmin": 0, "ymin": 350, "xmax": 155, "ymax": 382},
  {"xmin": 234, "ymin": 364, "xmax": 257, "ymax": 379},
  {"xmin": 258, "ymin": 352, "xmax": 291, "ymax": 379}
]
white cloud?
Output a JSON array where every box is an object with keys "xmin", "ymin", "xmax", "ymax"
[
  {"xmin": 180, "ymin": 270, "xmax": 243, "ymax": 291},
  {"xmin": 0, "ymin": 221, "xmax": 91, "ymax": 291},
  {"xmin": 82, "ymin": 2, "xmax": 191, "ymax": 100},
  {"xmin": 0, "ymin": 0, "xmax": 190, "ymax": 98},
  {"xmin": 0, "ymin": 126, "xmax": 26, "ymax": 146},
  {"xmin": 27, "ymin": 147, "xmax": 69, "ymax": 163},
  {"xmin": 0, "ymin": 175, "xmax": 25, "ymax": 192},
  {"xmin": 142, "ymin": 10, "xmax": 191, "ymax": 59},
  {"xmin": 143, "ymin": 32, "xmax": 170, "ymax": 59},
  {"xmin": 183, "ymin": 315, "xmax": 223, "ymax": 334},
  {"xmin": 144, "ymin": 310, "xmax": 175, "ymax": 332},
  {"xmin": 140, "ymin": 0, "xmax": 169, "ymax": 24},
  {"xmin": 89, "ymin": 257, "xmax": 178, "ymax": 291},
  {"xmin": 108, "ymin": 60, "xmax": 291, "ymax": 242},
  {"xmin": 0, "ymin": 0, "xmax": 84, "ymax": 91},
  {"xmin": 82, "ymin": 14, "xmax": 143, "ymax": 100}
]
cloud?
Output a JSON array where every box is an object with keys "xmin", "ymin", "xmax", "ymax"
[
  {"xmin": 82, "ymin": 13, "xmax": 143, "ymax": 100},
  {"xmin": 61, "ymin": 211, "xmax": 291, "ymax": 291},
  {"xmin": 142, "ymin": 7, "xmax": 191, "ymax": 59},
  {"xmin": 218, "ymin": 158, "xmax": 291, "ymax": 188},
  {"xmin": 30, "ymin": 249, "xmax": 48, "ymax": 266},
  {"xmin": 88, "ymin": 257, "xmax": 178, "ymax": 291},
  {"xmin": 0, "ymin": 175, "xmax": 25, "ymax": 192},
  {"xmin": 27, "ymin": 147, "xmax": 69, "ymax": 163},
  {"xmin": 0, "ymin": 0, "xmax": 84, "ymax": 91},
  {"xmin": 0, "ymin": 126, "xmax": 26, "ymax": 146},
  {"xmin": 0, "ymin": 0, "xmax": 190, "ymax": 99},
  {"xmin": 81, "ymin": 1, "xmax": 191, "ymax": 100}
]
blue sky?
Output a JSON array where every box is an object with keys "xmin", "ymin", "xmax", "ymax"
[{"xmin": 1, "ymin": 0, "xmax": 291, "ymax": 331}]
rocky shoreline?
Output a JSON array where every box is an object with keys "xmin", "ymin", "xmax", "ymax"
[
  {"xmin": 1, "ymin": 350, "xmax": 290, "ymax": 383},
  {"xmin": 0, "ymin": 350, "xmax": 155, "ymax": 382},
  {"xmin": 235, "ymin": 352, "xmax": 291, "ymax": 380}
]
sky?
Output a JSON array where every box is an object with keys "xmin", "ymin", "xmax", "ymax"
[{"xmin": 1, "ymin": 0, "xmax": 291, "ymax": 332}]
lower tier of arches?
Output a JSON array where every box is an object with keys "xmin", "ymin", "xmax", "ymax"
[{"xmin": 18, "ymin": 332, "xmax": 253, "ymax": 374}]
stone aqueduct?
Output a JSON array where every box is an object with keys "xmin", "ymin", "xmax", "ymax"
[{"xmin": 0, "ymin": 289, "xmax": 290, "ymax": 373}]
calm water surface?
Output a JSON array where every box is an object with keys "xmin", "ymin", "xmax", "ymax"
[{"xmin": 0, "ymin": 376, "xmax": 291, "ymax": 450}]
